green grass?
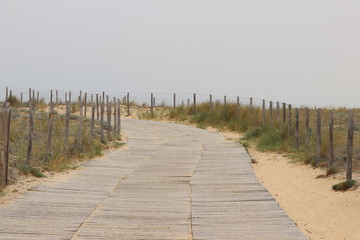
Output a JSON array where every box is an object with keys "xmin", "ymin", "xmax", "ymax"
[{"xmin": 332, "ymin": 180, "xmax": 357, "ymax": 191}]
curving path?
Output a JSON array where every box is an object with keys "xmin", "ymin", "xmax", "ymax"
[{"xmin": 0, "ymin": 119, "xmax": 306, "ymax": 240}]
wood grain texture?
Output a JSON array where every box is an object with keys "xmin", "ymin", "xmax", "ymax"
[{"xmin": 0, "ymin": 120, "xmax": 306, "ymax": 240}]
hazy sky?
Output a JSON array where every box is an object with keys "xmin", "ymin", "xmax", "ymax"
[{"xmin": 1, "ymin": 0, "xmax": 360, "ymax": 107}]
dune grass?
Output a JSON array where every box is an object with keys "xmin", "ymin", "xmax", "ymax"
[{"xmin": 7, "ymin": 104, "xmax": 119, "ymax": 180}]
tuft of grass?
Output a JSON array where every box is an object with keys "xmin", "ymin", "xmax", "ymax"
[
  {"xmin": 326, "ymin": 166, "xmax": 339, "ymax": 177},
  {"xmin": 0, "ymin": 190, "xmax": 5, "ymax": 197},
  {"xmin": 332, "ymin": 180, "xmax": 357, "ymax": 191},
  {"xmin": 256, "ymin": 127, "xmax": 289, "ymax": 152},
  {"xmin": 242, "ymin": 127, "xmax": 264, "ymax": 140},
  {"xmin": 17, "ymin": 163, "xmax": 46, "ymax": 178},
  {"xmin": 31, "ymin": 168, "xmax": 46, "ymax": 178}
]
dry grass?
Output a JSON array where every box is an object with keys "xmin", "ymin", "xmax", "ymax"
[
  {"xmin": 6, "ymin": 103, "xmax": 120, "ymax": 183},
  {"xmin": 138, "ymin": 102, "xmax": 360, "ymax": 176}
]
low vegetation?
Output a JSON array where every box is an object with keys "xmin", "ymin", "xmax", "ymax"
[
  {"xmin": 4, "ymin": 102, "xmax": 122, "ymax": 184},
  {"xmin": 140, "ymin": 101, "xmax": 359, "ymax": 190}
]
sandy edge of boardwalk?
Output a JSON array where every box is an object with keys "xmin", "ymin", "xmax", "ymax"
[{"xmin": 210, "ymin": 128, "xmax": 360, "ymax": 240}]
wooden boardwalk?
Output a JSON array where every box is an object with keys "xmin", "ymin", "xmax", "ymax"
[{"xmin": 0, "ymin": 119, "xmax": 306, "ymax": 239}]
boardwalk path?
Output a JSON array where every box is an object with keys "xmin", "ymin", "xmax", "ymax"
[{"xmin": 0, "ymin": 119, "xmax": 306, "ymax": 240}]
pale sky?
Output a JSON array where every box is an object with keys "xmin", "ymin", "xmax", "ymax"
[{"xmin": 0, "ymin": 0, "xmax": 360, "ymax": 107}]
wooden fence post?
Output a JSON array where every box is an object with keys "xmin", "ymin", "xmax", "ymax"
[
  {"xmin": 5, "ymin": 107, "xmax": 11, "ymax": 186},
  {"xmin": 282, "ymin": 103, "xmax": 286, "ymax": 124},
  {"xmin": 100, "ymin": 94, "xmax": 105, "ymax": 142},
  {"xmin": 262, "ymin": 99, "xmax": 266, "ymax": 125},
  {"xmin": 237, "ymin": 96, "xmax": 240, "ymax": 110},
  {"xmin": 77, "ymin": 96, "xmax": 83, "ymax": 145},
  {"xmin": 91, "ymin": 101, "xmax": 95, "ymax": 137},
  {"xmin": 47, "ymin": 101, "xmax": 55, "ymax": 154},
  {"xmin": 329, "ymin": 111, "xmax": 334, "ymax": 168},
  {"xmin": 288, "ymin": 104, "xmax": 292, "ymax": 135},
  {"xmin": 250, "ymin": 97, "xmax": 253, "ymax": 120},
  {"xmin": 151, "ymin": 93, "xmax": 154, "ymax": 115},
  {"xmin": 36, "ymin": 91, "xmax": 39, "ymax": 106},
  {"xmin": 84, "ymin": 92, "xmax": 87, "ymax": 118},
  {"xmin": 50, "ymin": 89, "xmax": 53, "ymax": 103},
  {"xmin": 276, "ymin": 102, "xmax": 280, "ymax": 122},
  {"xmin": 187, "ymin": 99, "xmax": 190, "ymax": 107},
  {"xmin": 316, "ymin": 108, "xmax": 322, "ymax": 164},
  {"xmin": 193, "ymin": 93, "xmax": 196, "ymax": 114},
  {"xmin": 96, "ymin": 94, "xmax": 99, "ymax": 120},
  {"xmin": 21, "ymin": 92, "xmax": 23, "ymax": 104},
  {"xmin": 56, "ymin": 90, "xmax": 59, "ymax": 105},
  {"xmin": 117, "ymin": 99, "xmax": 121, "ymax": 135},
  {"xmin": 173, "ymin": 93, "xmax": 176, "ymax": 108},
  {"xmin": 64, "ymin": 98, "xmax": 70, "ymax": 152},
  {"xmin": 295, "ymin": 108, "xmax": 299, "ymax": 150},
  {"xmin": 269, "ymin": 101, "xmax": 273, "ymax": 125},
  {"xmin": 107, "ymin": 95, "xmax": 111, "ymax": 140},
  {"xmin": 0, "ymin": 107, "xmax": 11, "ymax": 187},
  {"xmin": 127, "ymin": 92, "xmax": 130, "ymax": 116},
  {"xmin": 210, "ymin": 94, "xmax": 213, "ymax": 108},
  {"xmin": 113, "ymin": 97, "xmax": 117, "ymax": 137},
  {"xmin": 5, "ymin": 87, "xmax": 8, "ymax": 101},
  {"xmin": 27, "ymin": 102, "xmax": 34, "ymax": 163},
  {"xmin": 346, "ymin": 110, "xmax": 354, "ymax": 180},
  {"xmin": 305, "ymin": 108, "xmax": 310, "ymax": 151}
]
